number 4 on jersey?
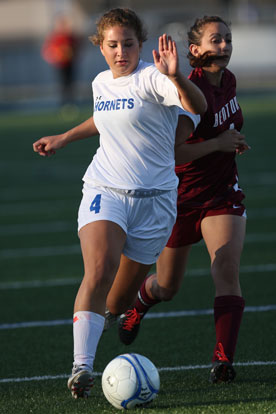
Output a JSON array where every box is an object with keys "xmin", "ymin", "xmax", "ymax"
[{"xmin": 90, "ymin": 194, "xmax": 101, "ymax": 214}]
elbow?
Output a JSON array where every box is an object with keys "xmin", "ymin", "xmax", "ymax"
[
  {"xmin": 188, "ymin": 99, "xmax": 207, "ymax": 116},
  {"xmin": 201, "ymin": 98, "xmax": 208, "ymax": 115},
  {"xmin": 185, "ymin": 90, "xmax": 207, "ymax": 116},
  {"xmin": 197, "ymin": 96, "xmax": 207, "ymax": 115},
  {"xmin": 191, "ymin": 93, "xmax": 207, "ymax": 116},
  {"xmin": 197, "ymin": 87, "xmax": 208, "ymax": 115}
]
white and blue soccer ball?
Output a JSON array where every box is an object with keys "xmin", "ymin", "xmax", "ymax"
[{"xmin": 102, "ymin": 353, "xmax": 160, "ymax": 410}]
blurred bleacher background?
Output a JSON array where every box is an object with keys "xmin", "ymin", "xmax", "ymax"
[{"xmin": 0, "ymin": 0, "xmax": 275, "ymax": 112}]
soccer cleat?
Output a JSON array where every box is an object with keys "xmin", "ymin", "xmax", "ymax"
[
  {"xmin": 103, "ymin": 308, "xmax": 119, "ymax": 332},
  {"xmin": 118, "ymin": 308, "xmax": 142, "ymax": 345},
  {"xmin": 67, "ymin": 364, "xmax": 94, "ymax": 399},
  {"xmin": 209, "ymin": 342, "xmax": 236, "ymax": 384}
]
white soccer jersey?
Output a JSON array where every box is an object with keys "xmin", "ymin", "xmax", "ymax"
[{"xmin": 83, "ymin": 60, "xmax": 200, "ymax": 190}]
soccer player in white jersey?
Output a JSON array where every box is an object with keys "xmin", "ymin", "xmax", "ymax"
[{"xmin": 33, "ymin": 8, "xmax": 207, "ymax": 399}]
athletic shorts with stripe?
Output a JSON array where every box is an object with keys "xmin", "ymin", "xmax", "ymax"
[
  {"xmin": 166, "ymin": 202, "xmax": 247, "ymax": 248},
  {"xmin": 78, "ymin": 182, "xmax": 177, "ymax": 265}
]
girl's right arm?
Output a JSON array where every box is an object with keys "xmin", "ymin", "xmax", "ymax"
[
  {"xmin": 175, "ymin": 125, "xmax": 250, "ymax": 165},
  {"xmin": 33, "ymin": 116, "xmax": 98, "ymax": 157}
]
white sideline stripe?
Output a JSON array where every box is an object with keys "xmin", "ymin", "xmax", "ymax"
[
  {"xmin": 1, "ymin": 361, "xmax": 276, "ymax": 384},
  {"xmin": 0, "ymin": 278, "xmax": 81, "ymax": 290},
  {"xmin": 1, "ymin": 263, "xmax": 276, "ymax": 290},
  {"xmin": 188, "ymin": 263, "xmax": 276, "ymax": 276},
  {"xmin": 159, "ymin": 360, "xmax": 276, "ymax": 371},
  {"xmin": 245, "ymin": 233, "xmax": 276, "ymax": 242},
  {"xmin": 1, "ymin": 233, "xmax": 276, "ymax": 259},
  {"xmin": 0, "ymin": 319, "xmax": 72, "ymax": 330},
  {"xmin": 1, "ymin": 305, "xmax": 276, "ymax": 330},
  {"xmin": 146, "ymin": 305, "xmax": 276, "ymax": 319},
  {"xmin": 0, "ymin": 245, "xmax": 81, "ymax": 259},
  {"xmin": 0, "ymin": 221, "xmax": 73, "ymax": 235}
]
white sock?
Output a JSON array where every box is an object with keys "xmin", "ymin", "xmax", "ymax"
[{"xmin": 73, "ymin": 311, "xmax": 105, "ymax": 371}]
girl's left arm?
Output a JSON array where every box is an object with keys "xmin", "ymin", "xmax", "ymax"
[{"xmin": 169, "ymin": 73, "xmax": 207, "ymax": 116}]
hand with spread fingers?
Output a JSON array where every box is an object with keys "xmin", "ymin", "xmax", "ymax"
[{"xmin": 153, "ymin": 34, "xmax": 179, "ymax": 78}]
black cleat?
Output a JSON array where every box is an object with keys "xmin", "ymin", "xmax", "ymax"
[
  {"xmin": 209, "ymin": 342, "xmax": 236, "ymax": 383},
  {"xmin": 118, "ymin": 308, "xmax": 142, "ymax": 345}
]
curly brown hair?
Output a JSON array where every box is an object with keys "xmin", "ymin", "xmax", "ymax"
[
  {"xmin": 89, "ymin": 8, "xmax": 148, "ymax": 46},
  {"xmin": 187, "ymin": 16, "xmax": 231, "ymax": 68}
]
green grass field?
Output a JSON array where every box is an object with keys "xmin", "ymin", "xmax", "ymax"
[{"xmin": 1, "ymin": 91, "xmax": 276, "ymax": 414}]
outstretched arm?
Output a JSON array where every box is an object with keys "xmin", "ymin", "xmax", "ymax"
[
  {"xmin": 153, "ymin": 34, "xmax": 207, "ymax": 115},
  {"xmin": 33, "ymin": 116, "xmax": 98, "ymax": 157}
]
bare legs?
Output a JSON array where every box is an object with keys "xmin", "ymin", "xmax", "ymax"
[
  {"xmin": 201, "ymin": 214, "xmax": 246, "ymax": 297},
  {"xmin": 106, "ymin": 254, "xmax": 153, "ymax": 314},
  {"xmin": 75, "ymin": 221, "xmax": 127, "ymax": 315},
  {"xmin": 116, "ymin": 214, "xmax": 246, "ymax": 366}
]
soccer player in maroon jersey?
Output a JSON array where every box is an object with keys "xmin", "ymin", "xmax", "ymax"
[{"xmin": 115, "ymin": 16, "xmax": 250, "ymax": 383}]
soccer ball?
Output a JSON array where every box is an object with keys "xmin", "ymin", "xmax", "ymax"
[{"xmin": 102, "ymin": 353, "xmax": 160, "ymax": 409}]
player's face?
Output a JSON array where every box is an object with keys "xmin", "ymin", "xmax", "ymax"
[
  {"xmin": 100, "ymin": 25, "xmax": 141, "ymax": 78},
  {"xmin": 195, "ymin": 22, "xmax": 232, "ymax": 69}
]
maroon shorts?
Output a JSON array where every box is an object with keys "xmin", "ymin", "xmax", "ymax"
[{"xmin": 166, "ymin": 202, "xmax": 246, "ymax": 248}]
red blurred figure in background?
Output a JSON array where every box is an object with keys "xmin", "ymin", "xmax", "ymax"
[{"xmin": 42, "ymin": 15, "xmax": 78, "ymax": 106}]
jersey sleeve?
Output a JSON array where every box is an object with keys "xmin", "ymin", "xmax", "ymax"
[
  {"xmin": 178, "ymin": 108, "xmax": 201, "ymax": 130},
  {"xmin": 140, "ymin": 65, "xmax": 184, "ymax": 109}
]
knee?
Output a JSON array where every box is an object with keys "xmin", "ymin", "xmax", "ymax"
[
  {"xmin": 212, "ymin": 260, "xmax": 240, "ymax": 282},
  {"xmin": 211, "ymin": 250, "xmax": 240, "ymax": 278},
  {"xmin": 152, "ymin": 282, "xmax": 178, "ymax": 302},
  {"xmin": 211, "ymin": 257, "xmax": 241, "ymax": 295},
  {"xmin": 83, "ymin": 255, "xmax": 119, "ymax": 293}
]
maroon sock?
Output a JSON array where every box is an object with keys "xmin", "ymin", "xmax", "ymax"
[
  {"xmin": 134, "ymin": 277, "xmax": 161, "ymax": 316},
  {"xmin": 212, "ymin": 295, "xmax": 245, "ymax": 364}
]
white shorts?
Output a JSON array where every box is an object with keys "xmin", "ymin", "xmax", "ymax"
[{"xmin": 78, "ymin": 183, "xmax": 177, "ymax": 265}]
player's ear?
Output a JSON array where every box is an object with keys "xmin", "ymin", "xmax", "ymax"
[
  {"xmin": 100, "ymin": 43, "xmax": 105, "ymax": 56},
  {"xmin": 189, "ymin": 44, "xmax": 200, "ymax": 57}
]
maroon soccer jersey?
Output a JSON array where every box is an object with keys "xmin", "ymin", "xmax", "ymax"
[{"xmin": 176, "ymin": 67, "xmax": 245, "ymax": 209}]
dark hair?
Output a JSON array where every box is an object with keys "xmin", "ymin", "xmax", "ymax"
[
  {"xmin": 187, "ymin": 16, "xmax": 231, "ymax": 67},
  {"xmin": 89, "ymin": 8, "xmax": 147, "ymax": 46}
]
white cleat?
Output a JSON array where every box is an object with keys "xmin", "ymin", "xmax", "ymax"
[{"xmin": 67, "ymin": 364, "xmax": 94, "ymax": 399}]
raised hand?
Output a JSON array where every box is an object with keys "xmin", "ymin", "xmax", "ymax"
[{"xmin": 152, "ymin": 34, "xmax": 179, "ymax": 77}]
